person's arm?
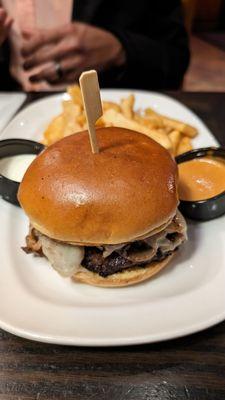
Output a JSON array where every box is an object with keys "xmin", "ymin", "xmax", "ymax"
[
  {"xmin": 0, "ymin": 6, "xmax": 13, "ymax": 45},
  {"xmin": 105, "ymin": 0, "xmax": 190, "ymax": 90}
]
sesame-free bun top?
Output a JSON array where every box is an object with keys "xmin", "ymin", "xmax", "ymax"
[{"xmin": 18, "ymin": 127, "xmax": 178, "ymax": 244}]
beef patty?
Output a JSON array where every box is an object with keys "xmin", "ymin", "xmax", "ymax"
[
  {"xmin": 82, "ymin": 246, "xmax": 173, "ymax": 277},
  {"xmin": 23, "ymin": 211, "xmax": 187, "ymax": 277}
]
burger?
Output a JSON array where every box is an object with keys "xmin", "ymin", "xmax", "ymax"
[{"xmin": 18, "ymin": 127, "xmax": 187, "ymax": 287}]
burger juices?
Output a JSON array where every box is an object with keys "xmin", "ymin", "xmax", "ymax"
[{"xmin": 18, "ymin": 127, "xmax": 187, "ymax": 287}]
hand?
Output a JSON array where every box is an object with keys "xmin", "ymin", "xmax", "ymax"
[
  {"xmin": 0, "ymin": 7, "xmax": 13, "ymax": 46},
  {"xmin": 21, "ymin": 22, "xmax": 126, "ymax": 84}
]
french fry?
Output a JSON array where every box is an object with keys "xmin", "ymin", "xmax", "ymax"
[
  {"xmin": 148, "ymin": 129, "xmax": 172, "ymax": 151},
  {"xmin": 120, "ymin": 94, "xmax": 134, "ymax": 119},
  {"xmin": 177, "ymin": 136, "xmax": 193, "ymax": 155},
  {"xmin": 145, "ymin": 107, "xmax": 158, "ymax": 116},
  {"xmin": 134, "ymin": 113, "xmax": 163, "ymax": 130},
  {"xmin": 102, "ymin": 109, "xmax": 172, "ymax": 150},
  {"xmin": 143, "ymin": 114, "xmax": 164, "ymax": 128},
  {"xmin": 67, "ymin": 85, "xmax": 83, "ymax": 106},
  {"xmin": 164, "ymin": 126, "xmax": 173, "ymax": 135},
  {"xmin": 95, "ymin": 116, "xmax": 106, "ymax": 127},
  {"xmin": 145, "ymin": 107, "xmax": 197, "ymax": 138},
  {"xmin": 103, "ymin": 101, "xmax": 121, "ymax": 113},
  {"xmin": 62, "ymin": 101, "xmax": 82, "ymax": 118},
  {"xmin": 76, "ymin": 114, "xmax": 86, "ymax": 126},
  {"xmin": 160, "ymin": 116, "xmax": 198, "ymax": 138},
  {"xmin": 43, "ymin": 114, "xmax": 65, "ymax": 145},
  {"xmin": 168, "ymin": 130, "xmax": 181, "ymax": 155}
]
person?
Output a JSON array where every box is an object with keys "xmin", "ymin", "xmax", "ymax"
[{"xmin": 0, "ymin": 0, "xmax": 190, "ymax": 91}]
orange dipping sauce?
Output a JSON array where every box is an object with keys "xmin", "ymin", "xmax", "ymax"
[{"xmin": 178, "ymin": 157, "xmax": 225, "ymax": 201}]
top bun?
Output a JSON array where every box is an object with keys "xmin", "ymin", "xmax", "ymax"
[{"xmin": 18, "ymin": 127, "xmax": 178, "ymax": 244}]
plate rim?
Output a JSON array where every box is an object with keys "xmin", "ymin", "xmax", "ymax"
[{"xmin": 1, "ymin": 311, "xmax": 224, "ymax": 346}]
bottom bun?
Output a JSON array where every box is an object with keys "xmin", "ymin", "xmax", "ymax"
[{"xmin": 73, "ymin": 253, "xmax": 174, "ymax": 288}]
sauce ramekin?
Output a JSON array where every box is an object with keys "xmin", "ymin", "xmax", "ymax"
[
  {"xmin": 176, "ymin": 147, "xmax": 225, "ymax": 221},
  {"xmin": 0, "ymin": 139, "xmax": 44, "ymax": 206}
]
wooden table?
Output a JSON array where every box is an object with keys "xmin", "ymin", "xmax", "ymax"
[{"xmin": 1, "ymin": 92, "xmax": 225, "ymax": 400}]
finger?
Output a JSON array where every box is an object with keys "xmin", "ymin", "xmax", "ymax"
[
  {"xmin": 59, "ymin": 54, "xmax": 84, "ymax": 73},
  {"xmin": 64, "ymin": 71, "xmax": 79, "ymax": 83},
  {"xmin": 0, "ymin": 8, "xmax": 7, "ymax": 22},
  {"xmin": 23, "ymin": 40, "xmax": 80, "ymax": 70},
  {"xmin": 0, "ymin": 16, "xmax": 13, "ymax": 41},
  {"xmin": 63, "ymin": 69, "xmax": 84, "ymax": 83},
  {"xmin": 21, "ymin": 24, "xmax": 75, "ymax": 56},
  {"xmin": 21, "ymin": 30, "xmax": 58, "ymax": 56},
  {"xmin": 49, "ymin": 70, "xmax": 80, "ymax": 87},
  {"xmin": 28, "ymin": 54, "xmax": 84, "ymax": 83},
  {"xmin": 22, "ymin": 29, "xmax": 34, "ymax": 39},
  {"xmin": 4, "ymin": 16, "xmax": 13, "ymax": 29},
  {"xmin": 29, "ymin": 63, "xmax": 61, "ymax": 83}
]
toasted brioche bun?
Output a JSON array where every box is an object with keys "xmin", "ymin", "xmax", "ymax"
[
  {"xmin": 18, "ymin": 127, "xmax": 178, "ymax": 244},
  {"xmin": 73, "ymin": 253, "xmax": 174, "ymax": 287}
]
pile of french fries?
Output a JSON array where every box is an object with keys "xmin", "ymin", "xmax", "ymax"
[{"xmin": 43, "ymin": 85, "xmax": 198, "ymax": 155}]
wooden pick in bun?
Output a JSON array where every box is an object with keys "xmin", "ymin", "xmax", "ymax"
[{"xmin": 18, "ymin": 127, "xmax": 187, "ymax": 287}]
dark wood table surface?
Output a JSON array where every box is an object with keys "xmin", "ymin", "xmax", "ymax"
[{"xmin": 1, "ymin": 92, "xmax": 225, "ymax": 400}]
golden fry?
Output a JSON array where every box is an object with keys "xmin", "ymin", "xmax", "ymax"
[
  {"xmin": 67, "ymin": 85, "xmax": 83, "ymax": 106},
  {"xmin": 120, "ymin": 94, "xmax": 134, "ymax": 119},
  {"xmin": 144, "ymin": 116, "xmax": 164, "ymax": 128},
  {"xmin": 76, "ymin": 114, "xmax": 86, "ymax": 126},
  {"xmin": 96, "ymin": 116, "xmax": 106, "ymax": 127},
  {"xmin": 177, "ymin": 136, "xmax": 193, "ymax": 155},
  {"xmin": 168, "ymin": 130, "xmax": 181, "ymax": 155},
  {"xmin": 163, "ymin": 126, "xmax": 173, "ymax": 135},
  {"xmin": 145, "ymin": 107, "xmax": 158, "ymax": 116},
  {"xmin": 134, "ymin": 113, "xmax": 163, "ymax": 129},
  {"xmin": 103, "ymin": 101, "xmax": 121, "ymax": 113},
  {"xmin": 149, "ymin": 129, "xmax": 172, "ymax": 151},
  {"xmin": 102, "ymin": 109, "xmax": 172, "ymax": 150},
  {"xmin": 146, "ymin": 107, "xmax": 197, "ymax": 137},
  {"xmin": 43, "ymin": 114, "xmax": 65, "ymax": 146},
  {"xmin": 161, "ymin": 116, "xmax": 198, "ymax": 138},
  {"xmin": 62, "ymin": 101, "xmax": 82, "ymax": 118}
]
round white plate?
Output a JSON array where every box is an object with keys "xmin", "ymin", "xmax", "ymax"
[{"xmin": 0, "ymin": 90, "xmax": 224, "ymax": 346}]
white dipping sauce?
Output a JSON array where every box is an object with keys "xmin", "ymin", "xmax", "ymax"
[{"xmin": 0, "ymin": 154, "xmax": 36, "ymax": 182}]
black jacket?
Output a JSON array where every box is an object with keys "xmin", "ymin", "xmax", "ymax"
[{"xmin": 0, "ymin": 0, "xmax": 189, "ymax": 90}]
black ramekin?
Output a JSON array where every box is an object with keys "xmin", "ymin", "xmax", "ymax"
[
  {"xmin": 0, "ymin": 139, "xmax": 44, "ymax": 206},
  {"xmin": 176, "ymin": 147, "xmax": 225, "ymax": 221}
]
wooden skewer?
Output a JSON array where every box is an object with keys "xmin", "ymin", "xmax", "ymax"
[{"xmin": 79, "ymin": 70, "xmax": 103, "ymax": 154}]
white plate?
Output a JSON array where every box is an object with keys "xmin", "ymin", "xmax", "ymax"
[
  {"xmin": 0, "ymin": 93, "xmax": 26, "ymax": 133},
  {"xmin": 0, "ymin": 90, "xmax": 224, "ymax": 346}
]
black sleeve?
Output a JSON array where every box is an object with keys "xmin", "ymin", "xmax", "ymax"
[{"xmin": 101, "ymin": 0, "xmax": 190, "ymax": 90}]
